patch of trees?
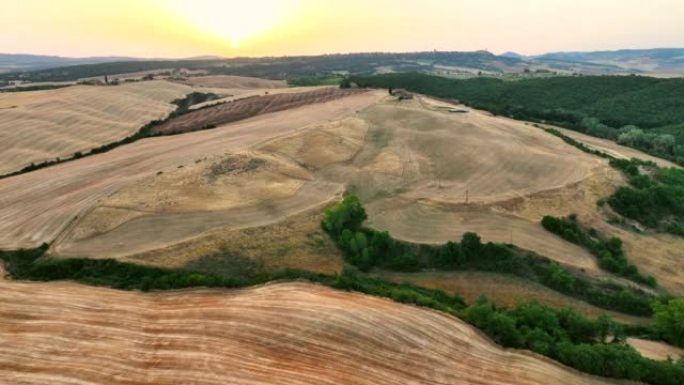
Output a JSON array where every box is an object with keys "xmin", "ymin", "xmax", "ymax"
[
  {"xmin": 653, "ymin": 298, "xmax": 684, "ymax": 347},
  {"xmin": 542, "ymin": 215, "xmax": 656, "ymax": 287},
  {"xmin": 464, "ymin": 298, "xmax": 684, "ymax": 385},
  {"xmin": 541, "ymin": 126, "xmax": 612, "ymax": 158},
  {"xmin": 323, "ymin": 195, "xmax": 656, "ymax": 316},
  {"xmin": 350, "ymin": 73, "xmax": 684, "ymax": 165},
  {"xmin": 608, "ymin": 159, "xmax": 684, "ymax": 236},
  {"xmin": 171, "ymin": 92, "xmax": 219, "ymax": 113}
]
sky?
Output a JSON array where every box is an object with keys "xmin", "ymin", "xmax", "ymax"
[{"xmin": 1, "ymin": 0, "xmax": 683, "ymax": 58}]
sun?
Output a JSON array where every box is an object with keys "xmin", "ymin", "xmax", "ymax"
[{"xmin": 165, "ymin": 0, "xmax": 298, "ymax": 48}]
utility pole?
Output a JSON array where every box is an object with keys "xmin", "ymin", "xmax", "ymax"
[{"xmin": 465, "ymin": 188, "xmax": 469, "ymax": 204}]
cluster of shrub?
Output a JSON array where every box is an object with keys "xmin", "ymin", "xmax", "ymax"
[
  {"xmin": 171, "ymin": 92, "xmax": 219, "ymax": 115},
  {"xmin": 323, "ymin": 195, "xmax": 655, "ymax": 316},
  {"xmin": 577, "ymin": 118, "xmax": 682, "ymax": 163},
  {"xmin": 541, "ymin": 215, "xmax": 656, "ymax": 287},
  {"xmin": 540, "ymin": 126, "xmax": 611, "ymax": 158},
  {"xmin": 608, "ymin": 158, "xmax": 684, "ymax": 236},
  {"xmin": 463, "ymin": 298, "xmax": 684, "ymax": 385},
  {"xmin": 350, "ymin": 73, "xmax": 684, "ymax": 166}
]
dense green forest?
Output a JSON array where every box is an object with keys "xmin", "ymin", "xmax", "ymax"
[
  {"xmin": 322, "ymin": 195, "xmax": 656, "ymax": 316},
  {"xmin": 351, "ymin": 73, "xmax": 684, "ymax": 164}
]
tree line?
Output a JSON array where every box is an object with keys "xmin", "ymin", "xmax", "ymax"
[
  {"xmin": 541, "ymin": 215, "xmax": 656, "ymax": 287},
  {"xmin": 323, "ymin": 195, "xmax": 656, "ymax": 316}
]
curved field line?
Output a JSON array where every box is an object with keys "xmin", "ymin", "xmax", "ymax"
[
  {"xmin": 0, "ymin": 278, "xmax": 621, "ymax": 385},
  {"xmin": 0, "ymin": 81, "xmax": 195, "ymax": 175}
]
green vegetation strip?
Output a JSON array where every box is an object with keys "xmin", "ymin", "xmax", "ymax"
[
  {"xmin": 608, "ymin": 158, "xmax": 684, "ymax": 236},
  {"xmin": 323, "ymin": 195, "xmax": 656, "ymax": 316},
  {"xmin": 2, "ymin": 244, "xmax": 683, "ymax": 385},
  {"xmin": 538, "ymin": 127, "xmax": 684, "ymax": 237},
  {"xmin": 542, "ymin": 215, "xmax": 656, "ymax": 287}
]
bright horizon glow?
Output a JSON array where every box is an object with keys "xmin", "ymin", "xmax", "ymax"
[
  {"xmin": 1, "ymin": 0, "xmax": 683, "ymax": 58},
  {"xmin": 165, "ymin": 0, "xmax": 300, "ymax": 49}
]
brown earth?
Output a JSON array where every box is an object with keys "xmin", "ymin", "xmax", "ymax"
[
  {"xmin": 0, "ymin": 276, "xmax": 623, "ymax": 385},
  {"xmin": 150, "ymin": 87, "xmax": 366, "ymax": 135}
]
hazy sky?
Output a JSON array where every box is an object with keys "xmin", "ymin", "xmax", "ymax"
[{"xmin": 2, "ymin": 0, "xmax": 683, "ymax": 58}]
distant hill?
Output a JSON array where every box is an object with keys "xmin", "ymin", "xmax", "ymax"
[
  {"xmin": 0, "ymin": 54, "xmax": 143, "ymax": 74},
  {"xmin": 500, "ymin": 51, "xmax": 524, "ymax": 59},
  {"xmin": 1, "ymin": 48, "xmax": 682, "ymax": 85},
  {"xmin": 0, "ymin": 51, "xmax": 527, "ymax": 84},
  {"xmin": 533, "ymin": 48, "xmax": 684, "ymax": 76}
]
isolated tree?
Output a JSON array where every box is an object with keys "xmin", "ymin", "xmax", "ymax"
[{"xmin": 461, "ymin": 232, "xmax": 483, "ymax": 259}]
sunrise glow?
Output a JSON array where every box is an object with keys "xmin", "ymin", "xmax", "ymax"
[{"xmin": 1, "ymin": 0, "xmax": 683, "ymax": 58}]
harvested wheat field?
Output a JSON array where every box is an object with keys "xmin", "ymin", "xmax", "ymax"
[
  {"xmin": 0, "ymin": 276, "xmax": 621, "ymax": 385},
  {"xmin": 626, "ymin": 338, "xmax": 684, "ymax": 361},
  {"xmin": 0, "ymin": 90, "xmax": 384, "ymax": 250},
  {"xmin": 175, "ymin": 75, "xmax": 287, "ymax": 89},
  {"xmin": 551, "ymin": 126, "xmax": 679, "ymax": 168},
  {"xmin": 0, "ymin": 80, "xmax": 195, "ymax": 175}
]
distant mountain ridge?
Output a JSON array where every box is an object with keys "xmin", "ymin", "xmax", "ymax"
[
  {"xmin": 0, "ymin": 54, "xmax": 142, "ymax": 73},
  {"xmin": 532, "ymin": 48, "xmax": 684, "ymax": 75},
  {"xmin": 0, "ymin": 48, "xmax": 682, "ymax": 82}
]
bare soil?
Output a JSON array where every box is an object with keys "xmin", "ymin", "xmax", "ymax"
[{"xmin": 150, "ymin": 88, "xmax": 367, "ymax": 135}]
